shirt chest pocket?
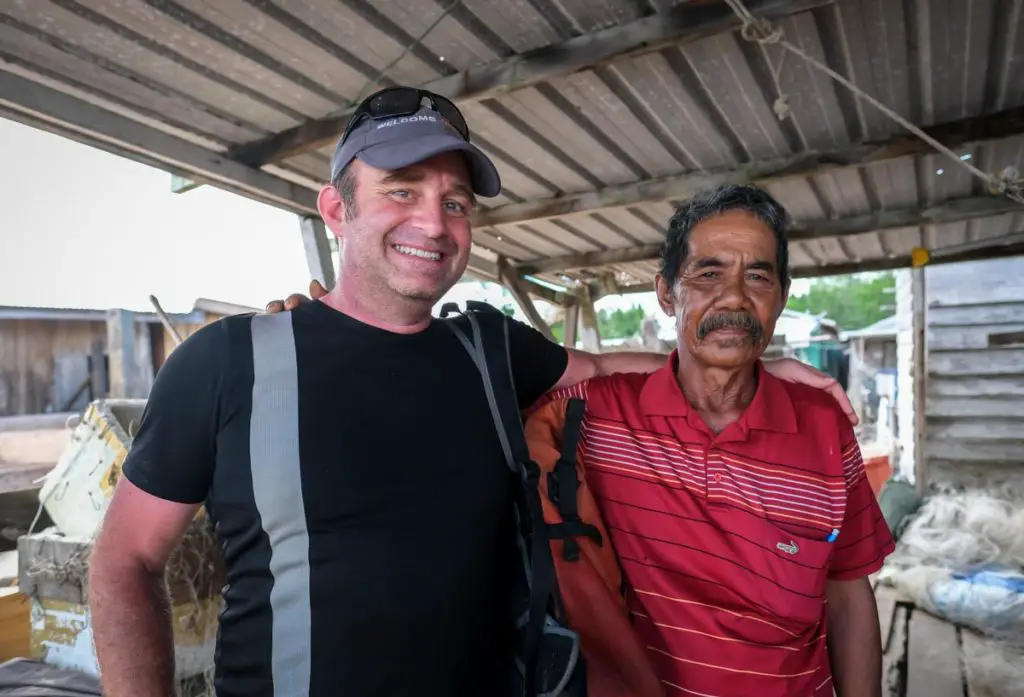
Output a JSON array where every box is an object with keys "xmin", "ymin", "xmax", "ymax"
[{"xmin": 705, "ymin": 456, "xmax": 847, "ymax": 633}]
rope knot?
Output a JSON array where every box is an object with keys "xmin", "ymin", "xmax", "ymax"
[
  {"xmin": 740, "ymin": 18, "xmax": 783, "ymax": 45},
  {"xmin": 990, "ymin": 166, "xmax": 1024, "ymax": 204}
]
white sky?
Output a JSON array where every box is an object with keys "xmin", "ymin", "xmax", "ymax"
[{"xmin": 0, "ymin": 117, "xmax": 807, "ymax": 317}]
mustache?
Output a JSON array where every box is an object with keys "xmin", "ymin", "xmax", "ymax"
[{"xmin": 696, "ymin": 311, "xmax": 764, "ymax": 343}]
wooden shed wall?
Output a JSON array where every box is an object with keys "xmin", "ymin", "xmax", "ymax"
[
  {"xmin": 0, "ymin": 318, "xmax": 155, "ymax": 417},
  {"xmin": 924, "ymin": 257, "xmax": 1024, "ymax": 489},
  {"xmin": 0, "ymin": 319, "xmax": 106, "ymax": 416}
]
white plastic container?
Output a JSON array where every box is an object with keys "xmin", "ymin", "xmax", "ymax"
[{"xmin": 36, "ymin": 399, "xmax": 147, "ymax": 540}]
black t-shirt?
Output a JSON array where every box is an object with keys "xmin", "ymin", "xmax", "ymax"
[{"xmin": 121, "ymin": 300, "xmax": 569, "ymax": 697}]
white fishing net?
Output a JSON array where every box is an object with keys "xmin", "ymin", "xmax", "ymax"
[{"xmin": 880, "ymin": 489, "xmax": 1024, "ymax": 696}]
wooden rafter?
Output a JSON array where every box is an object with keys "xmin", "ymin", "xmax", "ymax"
[
  {"xmin": 498, "ymin": 257, "xmax": 554, "ymax": 340},
  {"xmin": 511, "ymin": 193, "xmax": 1024, "ymax": 275},
  {"xmin": 534, "ymin": 234, "xmax": 1024, "ymax": 292},
  {"xmin": 226, "ymin": 0, "xmax": 832, "ymax": 166},
  {"xmin": 478, "ymin": 106, "xmax": 1024, "ymax": 228},
  {"xmin": 0, "ymin": 71, "xmax": 318, "ymax": 216}
]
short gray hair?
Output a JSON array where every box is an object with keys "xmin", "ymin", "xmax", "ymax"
[{"xmin": 659, "ymin": 184, "xmax": 790, "ymax": 290}]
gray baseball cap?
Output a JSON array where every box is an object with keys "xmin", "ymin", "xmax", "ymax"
[{"xmin": 330, "ymin": 107, "xmax": 502, "ymax": 198}]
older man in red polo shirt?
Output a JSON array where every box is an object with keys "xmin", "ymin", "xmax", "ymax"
[{"xmin": 531, "ymin": 184, "xmax": 895, "ymax": 697}]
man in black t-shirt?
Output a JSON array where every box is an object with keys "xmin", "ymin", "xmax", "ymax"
[{"xmin": 88, "ymin": 87, "xmax": 854, "ymax": 697}]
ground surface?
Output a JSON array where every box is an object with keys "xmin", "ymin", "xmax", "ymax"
[{"xmin": 875, "ymin": 581, "xmax": 1014, "ymax": 697}]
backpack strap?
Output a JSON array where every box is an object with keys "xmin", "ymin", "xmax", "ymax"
[
  {"xmin": 440, "ymin": 302, "xmax": 580, "ymax": 697},
  {"xmin": 546, "ymin": 398, "xmax": 602, "ymax": 562}
]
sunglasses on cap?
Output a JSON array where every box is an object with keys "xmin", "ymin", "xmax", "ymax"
[{"xmin": 340, "ymin": 87, "xmax": 471, "ymax": 144}]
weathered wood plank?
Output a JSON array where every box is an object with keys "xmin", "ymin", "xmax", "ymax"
[
  {"xmin": 882, "ymin": 604, "xmax": 909, "ymax": 697},
  {"xmin": 0, "ymin": 461, "xmax": 52, "ymax": 495},
  {"xmin": 961, "ymin": 629, "xmax": 990, "ymax": 697},
  {"xmin": 926, "ymin": 395, "xmax": 1024, "ymax": 418},
  {"xmin": 927, "ymin": 418, "xmax": 1024, "ymax": 440},
  {"xmin": 957, "ymin": 628, "xmax": 1024, "ymax": 697},
  {"xmin": 875, "ymin": 585, "xmax": 898, "ymax": 654},
  {"xmin": 927, "ymin": 279, "xmax": 1024, "ymax": 307},
  {"xmin": 923, "ymin": 440, "xmax": 1024, "ymax": 463},
  {"xmin": 988, "ymin": 330, "xmax": 1024, "ymax": 347},
  {"xmin": 928, "ymin": 323, "xmax": 1024, "ymax": 350},
  {"xmin": 928, "ymin": 376, "xmax": 1024, "ymax": 397},
  {"xmin": 906, "ymin": 610, "xmax": 963, "ymax": 697},
  {"xmin": 928, "ymin": 302, "xmax": 1024, "ymax": 328},
  {"xmin": 927, "ymin": 348, "xmax": 1024, "ymax": 376}
]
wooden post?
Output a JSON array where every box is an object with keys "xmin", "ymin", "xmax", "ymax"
[
  {"xmin": 563, "ymin": 304, "xmax": 579, "ymax": 349},
  {"xmin": 299, "ymin": 215, "xmax": 337, "ymax": 291},
  {"xmin": 497, "ymin": 258, "xmax": 554, "ymax": 341},
  {"xmin": 89, "ymin": 339, "xmax": 107, "ymax": 401},
  {"xmin": 911, "ymin": 268, "xmax": 928, "ymax": 493},
  {"xmin": 106, "ymin": 309, "xmax": 145, "ymax": 399},
  {"xmin": 578, "ymin": 287, "xmax": 602, "ymax": 353}
]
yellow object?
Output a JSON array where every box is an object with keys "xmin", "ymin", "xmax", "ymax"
[
  {"xmin": 18, "ymin": 529, "xmax": 223, "ymax": 680},
  {"xmin": 37, "ymin": 399, "xmax": 208, "ymax": 539},
  {"xmin": 27, "ymin": 596, "xmax": 221, "ymax": 678},
  {"xmin": 0, "ymin": 587, "xmax": 31, "ymax": 661},
  {"xmin": 910, "ymin": 247, "xmax": 931, "ymax": 267}
]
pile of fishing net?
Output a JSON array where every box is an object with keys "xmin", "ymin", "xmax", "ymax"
[{"xmin": 878, "ymin": 484, "xmax": 1024, "ymax": 694}]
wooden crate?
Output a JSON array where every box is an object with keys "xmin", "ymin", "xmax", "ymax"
[{"xmin": 16, "ymin": 523, "xmax": 224, "ymax": 684}]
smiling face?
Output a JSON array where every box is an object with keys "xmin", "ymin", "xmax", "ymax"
[
  {"xmin": 656, "ymin": 209, "xmax": 788, "ymax": 369},
  {"xmin": 318, "ymin": 152, "xmax": 476, "ymax": 311}
]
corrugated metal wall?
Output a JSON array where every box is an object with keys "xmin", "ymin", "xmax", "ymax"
[{"xmin": 923, "ymin": 257, "xmax": 1024, "ymax": 490}]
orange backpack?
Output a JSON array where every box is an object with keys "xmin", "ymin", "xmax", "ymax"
[{"xmin": 525, "ymin": 397, "xmax": 665, "ymax": 697}]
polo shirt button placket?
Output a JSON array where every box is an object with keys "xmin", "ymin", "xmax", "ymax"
[{"xmin": 704, "ymin": 447, "xmax": 717, "ymax": 496}]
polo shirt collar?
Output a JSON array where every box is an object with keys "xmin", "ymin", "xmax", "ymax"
[{"xmin": 638, "ymin": 350, "xmax": 798, "ymax": 434}]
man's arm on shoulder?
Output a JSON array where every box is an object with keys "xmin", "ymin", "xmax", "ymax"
[
  {"xmin": 89, "ymin": 321, "xmax": 227, "ymax": 697},
  {"xmin": 556, "ymin": 348, "xmax": 667, "ymax": 391},
  {"xmin": 825, "ymin": 422, "xmax": 896, "ymax": 697}
]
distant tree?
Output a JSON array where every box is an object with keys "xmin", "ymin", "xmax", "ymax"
[
  {"xmin": 500, "ymin": 303, "xmax": 516, "ymax": 317},
  {"xmin": 599, "ymin": 306, "xmax": 646, "ymax": 339},
  {"xmin": 548, "ymin": 304, "xmax": 646, "ymax": 346},
  {"xmin": 786, "ymin": 272, "xmax": 895, "ymax": 331}
]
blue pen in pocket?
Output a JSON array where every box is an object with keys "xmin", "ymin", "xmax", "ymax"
[{"xmin": 826, "ymin": 528, "xmax": 840, "ymax": 543}]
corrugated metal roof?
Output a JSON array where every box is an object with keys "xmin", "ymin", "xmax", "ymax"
[{"xmin": 2, "ymin": 0, "xmax": 1022, "ymax": 295}]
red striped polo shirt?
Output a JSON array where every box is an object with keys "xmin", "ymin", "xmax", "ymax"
[{"xmin": 541, "ymin": 352, "xmax": 895, "ymax": 697}]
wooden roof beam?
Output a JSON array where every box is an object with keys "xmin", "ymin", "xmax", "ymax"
[
  {"xmin": 478, "ymin": 105, "xmax": 1024, "ymax": 228},
  {"xmin": 792, "ymin": 237, "xmax": 1024, "ymax": 278},
  {"xmin": 0, "ymin": 70, "xmax": 319, "ymax": 216},
  {"xmin": 526, "ymin": 235, "xmax": 1024, "ymax": 290},
  {"xmin": 466, "ymin": 254, "xmax": 574, "ymax": 306},
  {"xmin": 512, "ymin": 193, "xmax": 1024, "ymax": 275},
  {"xmin": 227, "ymin": 0, "xmax": 832, "ymax": 166},
  {"xmin": 498, "ymin": 258, "xmax": 554, "ymax": 340}
]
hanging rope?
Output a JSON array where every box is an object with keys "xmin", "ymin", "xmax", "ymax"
[
  {"xmin": 333, "ymin": 0, "xmax": 462, "ymax": 116},
  {"xmin": 723, "ymin": 0, "xmax": 1024, "ymax": 205}
]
